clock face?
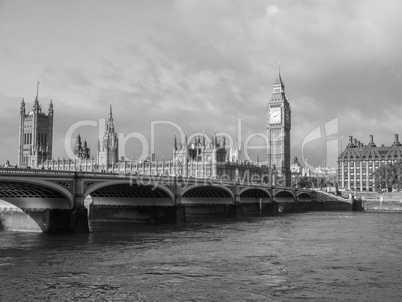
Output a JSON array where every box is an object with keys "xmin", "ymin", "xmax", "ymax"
[{"xmin": 269, "ymin": 108, "xmax": 281, "ymax": 124}]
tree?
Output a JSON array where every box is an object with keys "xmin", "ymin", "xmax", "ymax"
[{"xmin": 373, "ymin": 161, "xmax": 402, "ymax": 192}]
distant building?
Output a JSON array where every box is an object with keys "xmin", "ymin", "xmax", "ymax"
[
  {"xmin": 311, "ymin": 166, "xmax": 336, "ymax": 178},
  {"xmin": 290, "ymin": 156, "xmax": 302, "ymax": 174},
  {"xmin": 338, "ymin": 134, "xmax": 402, "ymax": 191},
  {"xmin": 36, "ymin": 69, "xmax": 288, "ymax": 184},
  {"xmin": 97, "ymin": 105, "xmax": 119, "ymax": 171},
  {"xmin": 18, "ymin": 82, "xmax": 54, "ymax": 168},
  {"xmin": 290, "ymin": 156, "xmax": 311, "ymax": 187},
  {"xmin": 266, "ymin": 69, "xmax": 291, "ymax": 186},
  {"xmin": 169, "ymin": 133, "xmax": 267, "ymax": 180},
  {"xmin": 44, "ymin": 131, "xmax": 269, "ymax": 182},
  {"xmin": 73, "ymin": 134, "xmax": 91, "ymax": 160},
  {"xmin": 1, "ymin": 160, "xmax": 14, "ymax": 168}
]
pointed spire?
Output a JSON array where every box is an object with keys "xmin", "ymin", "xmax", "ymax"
[
  {"xmin": 35, "ymin": 79, "xmax": 40, "ymax": 101},
  {"xmin": 106, "ymin": 104, "xmax": 116, "ymax": 133},
  {"xmin": 20, "ymin": 97, "xmax": 26, "ymax": 115},
  {"xmin": 273, "ymin": 62, "xmax": 285, "ymax": 92},
  {"xmin": 75, "ymin": 133, "xmax": 82, "ymax": 149},
  {"xmin": 48, "ymin": 99, "xmax": 54, "ymax": 115}
]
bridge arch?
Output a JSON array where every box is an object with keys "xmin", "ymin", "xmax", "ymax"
[
  {"xmin": 239, "ymin": 188, "xmax": 271, "ymax": 203},
  {"xmin": 273, "ymin": 190, "xmax": 295, "ymax": 203},
  {"xmin": 181, "ymin": 185, "xmax": 234, "ymax": 204},
  {"xmin": 85, "ymin": 180, "xmax": 175, "ymax": 207},
  {"xmin": 0, "ymin": 179, "xmax": 73, "ymax": 232},
  {"xmin": 297, "ymin": 192, "xmax": 312, "ymax": 201},
  {"xmin": 0, "ymin": 180, "xmax": 73, "ymax": 210}
]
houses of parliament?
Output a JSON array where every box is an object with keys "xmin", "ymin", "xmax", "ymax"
[{"xmin": 17, "ymin": 73, "xmax": 293, "ymax": 185}]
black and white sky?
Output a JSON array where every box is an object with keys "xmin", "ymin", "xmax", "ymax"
[{"xmin": 1, "ymin": 0, "xmax": 402, "ymax": 169}]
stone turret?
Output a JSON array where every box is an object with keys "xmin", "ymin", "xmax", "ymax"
[{"xmin": 18, "ymin": 81, "xmax": 53, "ymax": 168}]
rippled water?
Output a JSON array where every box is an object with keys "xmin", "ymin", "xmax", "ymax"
[{"xmin": 1, "ymin": 212, "xmax": 401, "ymax": 301}]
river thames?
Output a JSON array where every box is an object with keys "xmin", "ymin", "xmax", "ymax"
[{"xmin": 1, "ymin": 212, "xmax": 401, "ymax": 301}]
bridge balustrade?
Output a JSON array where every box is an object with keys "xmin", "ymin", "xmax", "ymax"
[{"xmin": 0, "ymin": 169, "xmax": 324, "ymax": 233}]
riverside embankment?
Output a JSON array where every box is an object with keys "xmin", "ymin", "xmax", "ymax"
[{"xmin": 343, "ymin": 192, "xmax": 402, "ymax": 213}]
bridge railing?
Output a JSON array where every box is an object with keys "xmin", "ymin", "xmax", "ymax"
[
  {"xmin": 0, "ymin": 168, "xmax": 76, "ymax": 176},
  {"xmin": 0, "ymin": 168, "xmax": 272, "ymax": 186},
  {"xmin": 0, "ymin": 168, "xmax": 313, "ymax": 193}
]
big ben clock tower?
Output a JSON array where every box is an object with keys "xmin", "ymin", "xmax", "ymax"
[{"xmin": 267, "ymin": 68, "xmax": 291, "ymax": 186}]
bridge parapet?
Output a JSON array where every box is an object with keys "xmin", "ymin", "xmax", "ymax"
[{"xmin": 0, "ymin": 169, "xmax": 320, "ymax": 233}]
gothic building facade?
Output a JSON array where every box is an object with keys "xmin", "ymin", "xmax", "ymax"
[
  {"xmin": 97, "ymin": 105, "xmax": 119, "ymax": 170},
  {"xmin": 39, "ymin": 70, "xmax": 290, "ymax": 185},
  {"xmin": 18, "ymin": 84, "xmax": 54, "ymax": 168},
  {"xmin": 266, "ymin": 70, "xmax": 291, "ymax": 186},
  {"xmin": 170, "ymin": 134, "xmax": 267, "ymax": 181},
  {"xmin": 43, "ymin": 129, "xmax": 269, "ymax": 182},
  {"xmin": 73, "ymin": 134, "xmax": 91, "ymax": 160}
]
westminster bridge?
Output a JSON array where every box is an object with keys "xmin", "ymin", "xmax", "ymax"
[{"xmin": 0, "ymin": 168, "xmax": 351, "ymax": 233}]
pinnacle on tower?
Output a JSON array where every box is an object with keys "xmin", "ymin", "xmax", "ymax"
[
  {"xmin": 20, "ymin": 97, "xmax": 26, "ymax": 114},
  {"xmin": 75, "ymin": 133, "xmax": 82, "ymax": 148},
  {"xmin": 48, "ymin": 99, "xmax": 54, "ymax": 115},
  {"xmin": 274, "ymin": 67, "xmax": 284, "ymax": 90},
  {"xmin": 35, "ymin": 79, "xmax": 40, "ymax": 102}
]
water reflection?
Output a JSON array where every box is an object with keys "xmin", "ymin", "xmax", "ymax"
[{"xmin": 1, "ymin": 213, "xmax": 402, "ymax": 301}]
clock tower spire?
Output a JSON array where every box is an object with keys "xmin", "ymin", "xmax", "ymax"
[{"xmin": 267, "ymin": 69, "xmax": 291, "ymax": 186}]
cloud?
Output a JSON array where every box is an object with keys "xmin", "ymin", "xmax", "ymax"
[
  {"xmin": 1, "ymin": 0, "xmax": 402, "ymax": 168},
  {"xmin": 266, "ymin": 5, "xmax": 280, "ymax": 16}
]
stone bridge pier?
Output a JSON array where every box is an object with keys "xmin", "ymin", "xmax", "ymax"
[
  {"xmin": 71, "ymin": 173, "xmax": 89, "ymax": 233},
  {"xmin": 0, "ymin": 170, "xmax": 92, "ymax": 233}
]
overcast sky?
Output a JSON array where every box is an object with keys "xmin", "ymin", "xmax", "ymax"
[{"xmin": 1, "ymin": 0, "xmax": 401, "ymax": 169}]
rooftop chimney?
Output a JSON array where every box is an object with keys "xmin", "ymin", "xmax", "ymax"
[
  {"xmin": 368, "ymin": 134, "xmax": 376, "ymax": 147},
  {"xmin": 393, "ymin": 134, "xmax": 401, "ymax": 147}
]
